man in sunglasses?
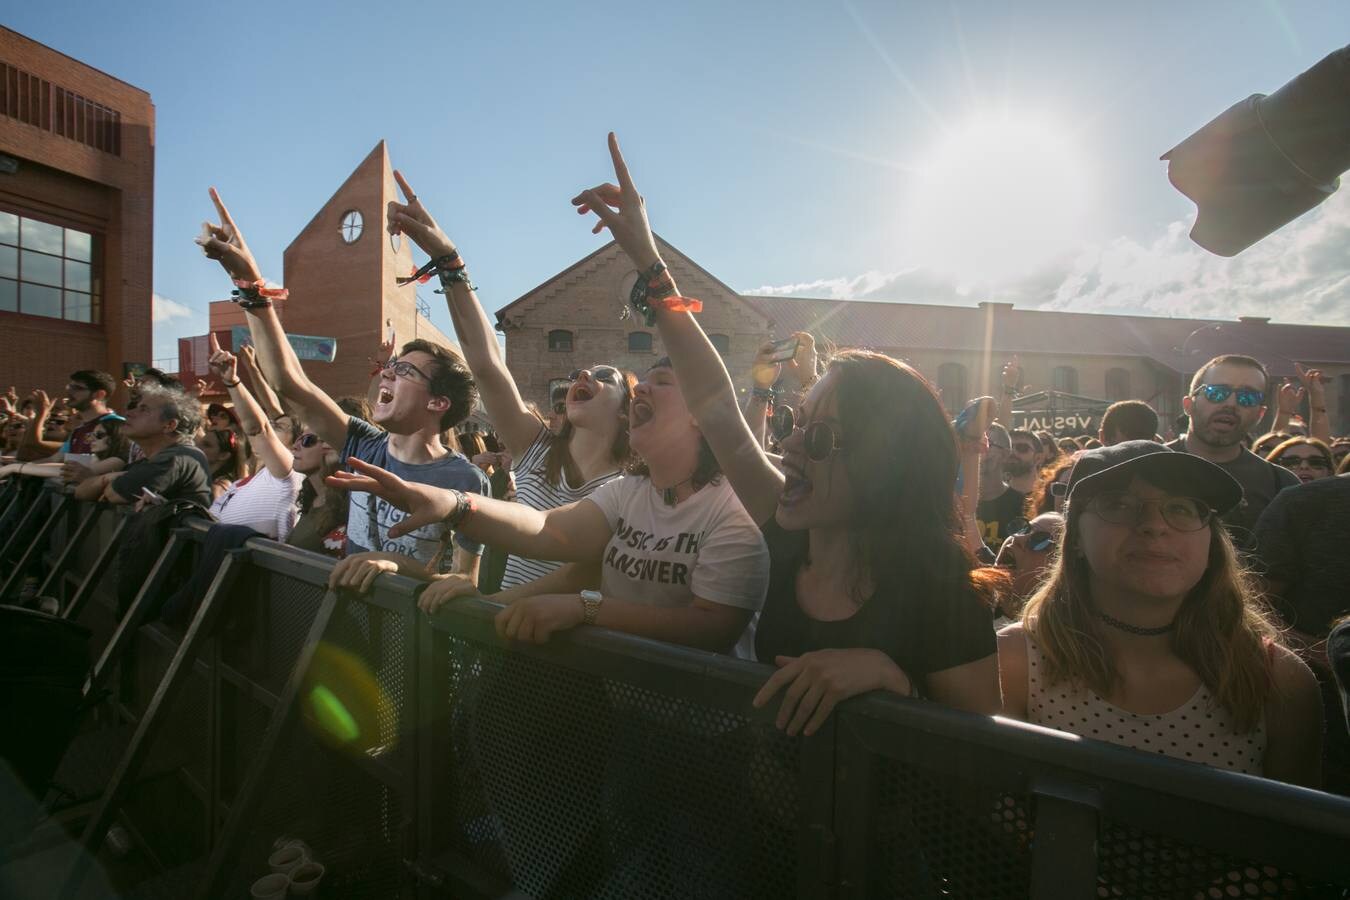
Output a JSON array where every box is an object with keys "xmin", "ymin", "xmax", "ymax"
[
  {"xmin": 976, "ymin": 424, "xmax": 1027, "ymax": 550},
  {"xmin": 1166, "ymin": 354, "xmax": 1298, "ymax": 545},
  {"xmin": 1004, "ymin": 428, "xmax": 1042, "ymax": 496}
]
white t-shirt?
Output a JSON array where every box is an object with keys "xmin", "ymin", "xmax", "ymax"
[
  {"xmin": 500, "ymin": 427, "xmax": 622, "ymax": 590},
  {"xmin": 209, "ymin": 466, "xmax": 304, "ymax": 540},
  {"xmin": 585, "ymin": 475, "xmax": 770, "ymax": 657}
]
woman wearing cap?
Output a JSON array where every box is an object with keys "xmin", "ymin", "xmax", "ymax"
[
  {"xmin": 385, "ymin": 170, "xmax": 638, "ymax": 598},
  {"xmin": 998, "ymin": 441, "xmax": 1322, "ymax": 787}
]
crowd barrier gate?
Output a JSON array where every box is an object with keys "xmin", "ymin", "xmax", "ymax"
[{"xmin": 0, "ymin": 480, "xmax": 1348, "ymax": 900}]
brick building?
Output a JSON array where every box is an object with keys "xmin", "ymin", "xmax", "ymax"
[
  {"xmin": 0, "ymin": 27, "xmax": 154, "ymax": 394},
  {"xmin": 496, "ymin": 238, "xmax": 1350, "ymax": 437},
  {"xmin": 184, "ymin": 141, "xmax": 461, "ymax": 403}
]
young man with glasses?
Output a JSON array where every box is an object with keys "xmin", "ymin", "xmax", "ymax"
[
  {"xmin": 197, "ymin": 189, "xmax": 489, "ymax": 590},
  {"xmin": 1166, "ymin": 354, "xmax": 1298, "ymax": 545},
  {"xmin": 16, "ymin": 371, "xmax": 124, "ymax": 468}
]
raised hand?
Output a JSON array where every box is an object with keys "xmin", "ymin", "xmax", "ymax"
[
  {"xmin": 30, "ymin": 389, "xmax": 52, "ymax": 417},
  {"xmin": 1296, "ymin": 362, "xmax": 1326, "ymax": 401},
  {"xmin": 752, "ymin": 649, "xmax": 913, "ymax": 737},
  {"xmin": 207, "ymin": 333, "xmax": 239, "ymax": 384},
  {"xmin": 417, "ymin": 573, "xmax": 478, "ymax": 614},
  {"xmin": 571, "ymin": 132, "xmax": 661, "ymax": 269},
  {"xmin": 1277, "ymin": 379, "xmax": 1304, "ymax": 415},
  {"xmin": 387, "ymin": 171, "xmax": 457, "ymax": 260},
  {"xmin": 194, "ymin": 378, "xmax": 209, "ymax": 396},
  {"xmin": 750, "ymin": 342, "xmax": 782, "ymax": 390},
  {"xmin": 783, "ymin": 332, "xmax": 818, "ymax": 389},
  {"xmin": 325, "ymin": 457, "xmax": 458, "ymax": 538},
  {"xmin": 1001, "ymin": 355, "xmax": 1022, "ymax": 392},
  {"xmin": 196, "ymin": 187, "xmax": 263, "ymax": 284},
  {"xmin": 3, "ymin": 386, "xmax": 17, "ymax": 406}
]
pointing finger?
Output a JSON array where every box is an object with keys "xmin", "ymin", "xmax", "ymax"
[
  {"xmin": 608, "ymin": 132, "xmax": 638, "ymax": 198},
  {"xmin": 209, "ymin": 332, "xmax": 220, "ymax": 354},
  {"xmin": 393, "ymin": 170, "xmax": 418, "ymax": 205},
  {"xmin": 208, "ymin": 187, "xmax": 239, "ymax": 235}
]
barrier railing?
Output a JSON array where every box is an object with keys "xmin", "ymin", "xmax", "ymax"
[{"xmin": 1, "ymin": 485, "xmax": 1348, "ymax": 900}]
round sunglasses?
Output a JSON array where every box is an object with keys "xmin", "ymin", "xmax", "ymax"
[
  {"xmin": 769, "ymin": 405, "xmax": 845, "ymax": 462},
  {"xmin": 294, "ymin": 433, "xmax": 322, "ymax": 449}
]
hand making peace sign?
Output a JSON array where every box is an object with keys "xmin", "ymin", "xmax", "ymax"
[
  {"xmin": 196, "ymin": 187, "xmax": 263, "ymax": 284},
  {"xmin": 571, "ymin": 133, "xmax": 662, "ymax": 271},
  {"xmin": 387, "ymin": 171, "xmax": 458, "ymax": 262},
  {"xmin": 207, "ymin": 333, "xmax": 239, "ymax": 385}
]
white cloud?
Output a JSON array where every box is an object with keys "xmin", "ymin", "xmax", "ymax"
[
  {"xmin": 745, "ymin": 191, "xmax": 1350, "ymax": 327},
  {"xmin": 151, "ymin": 292, "xmax": 198, "ymax": 323}
]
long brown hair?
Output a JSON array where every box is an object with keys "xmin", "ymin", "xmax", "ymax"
[
  {"xmin": 1021, "ymin": 489, "xmax": 1277, "ymax": 731},
  {"xmin": 1264, "ymin": 436, "xmax": 1334, "ymax": 472},
  {"xmin": 827, "ymin": 350, "xmax": 999, "ymax": 611},
  {"xmin": 543, "ymin": 369, "xmax": 638, "ymax": 487}
]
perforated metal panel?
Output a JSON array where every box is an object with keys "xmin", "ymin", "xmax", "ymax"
[{"xmin": 441, "ymin": 636, "xmax": 801, "ymax": 899}]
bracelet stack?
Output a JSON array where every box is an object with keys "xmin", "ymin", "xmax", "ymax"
[
  {"xmin": 443, "ymin": 488, "xmax": 476, "ymax": 530},
  {"xmin": 398, "ymin": 251, "xmax": 478, "ymax": 293},
  {"xmin": 751, "ymin": 386, "xmax": 777, "ymax": 403},
  {"xmin": 626, "ymin": 260, "xmax": 703, "ymax": 325},
  {"xmin": 231, "ymin": 279, "xmax": 289, "ymax": 310}
]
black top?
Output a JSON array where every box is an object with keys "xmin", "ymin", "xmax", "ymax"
[
  {"xmin": 753, "ymin": 517, "xmax": 996, "ymax": 688},
  {"xmin": 976, "ymin": 486, "xmax": 1026, "ymax": 547},
  {"xmin": 1166, "ymin": 438, "xmax": 1298, "ymax": 547},
  {"xmin": 1252, "ymin": 475, "xmax": 1350, "ymax": 637},
  {"xmin": 111, "ymin": 443, "xmax": 211, "ymax": 508}
]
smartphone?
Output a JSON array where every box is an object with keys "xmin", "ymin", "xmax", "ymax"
[
  {"xmin": 953, "ymin": 396, "xmax": 997, "ymax": 441},
  {"xmin": 766, "ymin": 337, "xmax": 799, "ymax": 363},
  {"xmin": 139, "ymin": 487, "xmax": 166, "ymax": 506}
]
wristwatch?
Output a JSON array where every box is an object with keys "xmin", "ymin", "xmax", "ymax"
[{"xmin": 579, "ymin": 590, "xmax": 603, "ymax": 626}]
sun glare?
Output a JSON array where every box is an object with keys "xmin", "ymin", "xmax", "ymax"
[{"xmin": 901, "ymin": 113, "xmax": 1094, "ymax": 285}]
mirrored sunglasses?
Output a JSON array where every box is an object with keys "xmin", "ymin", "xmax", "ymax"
[{"xmin": 1193, "ymin": 383, "xmax": 1264, "ymax": 408}]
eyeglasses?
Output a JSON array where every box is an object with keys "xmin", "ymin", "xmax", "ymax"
[
  {"xmin": 92, "ymin": 431, "xmax": 108, "ymax": 440},
  {"xmin": 769, "ymin": 405, "xmax": 846, "ymax": 462},
  {"xmin": 1011, "ymin": 441, "xmax": 1038, "ymax": 454},
  {"xmin": 569, "ymin": 366, "xmax": 620, "ymax": 385},
  {"xmin": 1007, "ymin": 520, "xmax": 1056, "ymax": 552},
  {"xmin": 383, "ymin": 359, "xmax": 433, "ymax": 384},
  {"xmin": 1276, "ymin": 455, "xmax": 1330, "ymax": 471},
  {"xmin": 65, "ymin": 383, "xmax": 90, "ymax": 393},
  {"xmin": 295, "ymin": 433, "xmax": 321, "ymax": 449},
  {"xmin": 1192, "ymin": 383, "xmax": 1265, "ymax": 408},
  {"xmin": 1085, "ymin": 490, "xmax": 1213, "ymax": 532}
]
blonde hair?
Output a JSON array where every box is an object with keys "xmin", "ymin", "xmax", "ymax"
[{"xmin": 1021, "ymin": 499, "xmax": 1277, "ymax": 732}]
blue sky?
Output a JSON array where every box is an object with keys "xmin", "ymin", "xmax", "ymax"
[{"xmin": 8, "ymin": 1, "xmax": 1350, "ymax": 363}]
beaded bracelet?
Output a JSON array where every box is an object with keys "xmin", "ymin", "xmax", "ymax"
[
  {"xmin": 398, "ymin": 251, "xmax": 464, "ymax": 286},
  {"xmin": 231, "ymin": 279, "xmax": 289, "ymax": 310},
  {"xmin": 626, "ymin": 260, "xmax": 703, "ymax": 325}
]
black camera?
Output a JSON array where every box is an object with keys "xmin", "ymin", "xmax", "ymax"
[{"xmin": 1163, "ymin": 44, "xmax": 1350, "ymax": 256}]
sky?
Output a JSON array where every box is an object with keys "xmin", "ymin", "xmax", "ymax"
[{"xmin": 7, "ymin": 0, "xmax": 1350, "ymax": 365}]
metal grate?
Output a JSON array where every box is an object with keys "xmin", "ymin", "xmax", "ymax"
[
  {"xmin": 441, "ymin": 636, "xmax": 801, "ymax": 899},
  {"xmin": 870, "ymin": 757, "xmax": 1033, "ymax": 898}
]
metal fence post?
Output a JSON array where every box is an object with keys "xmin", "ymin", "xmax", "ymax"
[
  {"xmin": 60, "ymin": 513, "xmax": 128, "ymax": 621},
  {"xmin": 0, "ymin": 492, "xmax": 71, "ymax": 600},
  {"xmin": 34, "ymin": 500, "xmax": 104, "ymax": 599}
]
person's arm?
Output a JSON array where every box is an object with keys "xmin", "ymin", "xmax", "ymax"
[
  {"xmin": 1297, "ymin": 364, "xmax": 1332, "ymax": 444},
  {"xmin": 995, "ymin": 357, "xmax": 1020, "ymax": 427},
  {"xmin": 495, "ymin": 590, "xmax": 753, "ymax": 653},
  {"xmin": 75, "ymin": 471, "xmax": 117, "ymax": 501},
  {"xmin": 995, "ymin": 624, "xmax": 1030, "ymax": 719},
  {"xmin": 572, "ymin": 134, "xmax": 784, "ymax": 525},
  {"xmin": 236, "ymin": 343, "xmax": 286, "ymax": 421},
  {"xmin": 926, "ymin": 653, "xmax": 1002, "ymax": 716},
  {"xmin": 0, "ymin": 461, "xmax": 63, "ymax": 480},
  {"xmin": 417, "ymin": 559, "xmax": 601, "ymax": 614},
  {"xmin": 955, "ymin": 398, "xmax": 995, "ymax": 554},
  {"xmin": 17, "ymin": 390, "xmax": 63, "ymax": 461},
  {"xmin": 1262, "ymin": 644, "xmax": 1323, "ymax": 789},
  {"xmin": 197, "ymin": 187, "xmax": 350, "ymax": 449},
  {"xmin": 208, "ymin": 334, "xmax": 293, "ymax": 480},
  {"xmin": 388, "ymin": 172, "xmax": 546, "ymax": 456},
  {"xmin": 327, "ymin": 457, "xmax": 614, "ymax": 563},
  {"xmin": 1272, "ymin": 379, "xmax": 1297, "ymax": 433},
  {"xmin": 449, "ymin": 545, "xmax": 481, "ymax": 585}
]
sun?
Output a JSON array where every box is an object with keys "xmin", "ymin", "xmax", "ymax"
[{"xmin": 900, "ymin": 113, "xmax": 1094, "ymax": 285}]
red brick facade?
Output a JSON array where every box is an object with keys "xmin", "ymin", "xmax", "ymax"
[{"xmin": 0, "ymin": 27, "xmax": 154, "ymax": 394}]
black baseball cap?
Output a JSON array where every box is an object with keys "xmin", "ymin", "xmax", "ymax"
[{"xmin": 1066, "ymin": 440, "xmax": 1243, "ymax": 516}]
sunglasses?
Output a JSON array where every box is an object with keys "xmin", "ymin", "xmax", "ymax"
[
  {"xmin": 1276, "ymin": 455, "xmax": 1330, "ymax": 470},
  {"xmin": 383, "ymin": 358, "xmax": 433, "ymax": 383},
  {"xmin": 1007, "ymin": 520, "xmax": 1056, "ymax": 552},
  {"xmin": 569, "ymin": 366, "xmax": 620, "ymax": 385},
  {"xmin": 92, "ymin": 431, "xmax": 108, "ymax": 440},
  {"xmin": 1086, "ymin": 490, "xmax": 1213, "ymax": 532},
  {"xmin": 1192, "ymin": 383, "xmax": 1264, "ymax": 408},
  {"xmin": 769, "ymin": 405, "xmax": 846, "ymax": 462},
  {"xmin": 295, "ymin": 433, "xmax": 322, "ymax": 449}
]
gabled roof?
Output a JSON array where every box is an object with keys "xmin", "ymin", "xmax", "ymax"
[{"xmin": 739, "ymin": 295, "xmax": 1350, "ymax": 377}]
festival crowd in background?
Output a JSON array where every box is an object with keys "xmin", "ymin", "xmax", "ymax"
[{"xmin": 3, "ymin": 134, "xmax": 1349, "ymax": 799}]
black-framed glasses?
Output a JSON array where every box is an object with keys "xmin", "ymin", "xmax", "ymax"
[
  {"xmin": 1086, "ymin": 490, "xmax": 1213, "ymax": 532},
  {"xmin": 769, "ymin": 405, "xmax": 845, "ymax": 462},
  {"xmin": 569, "ymin": 366, "xmax": 620, "ymax": 385},
  {"xmin": 295, "ymin": 433, "xmax": 321, "ymax": 449},
  {"xmin": 383, "ymin": 358, "xmax": 433, "ymax": 384},
  {"xmin": 1276, "ymin": 455, "xmax": 1330, "ymax": 471},
  {"xmin": 1192, "ymin": 383, "xmax": 1264, "ymax": 408}
]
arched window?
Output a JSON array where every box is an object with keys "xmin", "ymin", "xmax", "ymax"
[
  {"xmin": 937, "ymin": 362, "xmax": 968, "ymax": 413},
  {"xmin": 547, "ymin": 329, "xmax": 573, "ymax": 352},
  {"xmin": 1052, "ymin": 365, "xmax": 1079, "ymax": 394},
  {"xmin": 708, "ymin": 333, "xmax": 731, "ymax": 355},
  {"xmin": 627, "ymin": 331, "xmax": 653, "ymax": 353},
  {"xmin": 1105, "ymin": 368, "xmax": 1131, "ymax": 401}
]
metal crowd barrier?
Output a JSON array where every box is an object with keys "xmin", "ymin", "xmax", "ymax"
[{"xmin": 0, "ymin": 485, "xmax": 1348, "ymax": 900}]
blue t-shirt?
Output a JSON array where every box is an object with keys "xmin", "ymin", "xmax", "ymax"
[{"xmin": 340, "ymin": 417, "xmax": 490, "ymax": 571}]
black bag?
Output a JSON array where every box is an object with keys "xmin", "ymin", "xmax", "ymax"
[{"xmin": 115, "ymin": 499, "xmax": 211, "ymax": 617}]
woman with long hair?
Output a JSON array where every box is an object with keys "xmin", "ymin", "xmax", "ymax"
[
  {"xmin": 286, "ymin": 429, "xmax": 348, "ymax": 557},
  {"xmin": 387, "ymin": 171, "xmax": 636, "ymax": 597},
  {"xmin": 998, "ymin": 441, "xmax": 1322, "ymax": 787},
  {"xmin": 1265, "ymin": 435, "xmax": 1336, "ymax": 484},
  {"xmin": 196, "ymin": 427, "xmax": 245, "ymax": 501},
  {"xmin": 565, "ymin": 133, "xmax": 999, "ymax": 729},
  {"xmin": 1025, "ymin": 457, "xmax": 1075, "ymax": 518}
]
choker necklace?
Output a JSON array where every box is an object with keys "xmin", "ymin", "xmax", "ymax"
[
  {"xmin": 657, "ymin": 474, "xmax": 697, "ymax": 507},
  {"xmin": 1096, "ymin": 609, "xmax": 1175, "ymax": 636}
]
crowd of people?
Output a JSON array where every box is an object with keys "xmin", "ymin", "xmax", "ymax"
[{"xmin": 3, "ymin": 133, "xmax": 1348, "ymax": 799}]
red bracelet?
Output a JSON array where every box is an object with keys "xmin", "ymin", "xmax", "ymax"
[
  {"xmin": 653, "ymin": 295, "xmax": 703, "ymax": 314},
  {"xmin": 232, "ymin": 279, "xmax": 290, "ymax": 301}
]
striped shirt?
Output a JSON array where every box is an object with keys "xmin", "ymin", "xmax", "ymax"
[{"xmin": 498, "ymin": 427, "xmax": 622, "ymax": 590}]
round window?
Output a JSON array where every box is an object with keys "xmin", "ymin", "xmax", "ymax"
[{"xmin": 340, "ymin": 210, "xmax": 364, "ymax": 243}]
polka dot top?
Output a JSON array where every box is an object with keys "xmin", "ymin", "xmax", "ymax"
[{"xmin": 1024, "ymin": 633, "xmax": 1267, "ymax": 776}]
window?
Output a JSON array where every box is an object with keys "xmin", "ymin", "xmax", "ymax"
[
  {"xmin": 1052, "ymin": 366, "xmax": 1079, "ymax": 394},
  {"xmin": 627, "ymin": 331, "xmax": 653, "ymax": 353},
  {"xmin": 1105, "ymin": 368, "xmax": 1131, "ymax": 401},
  {"xmin": 708, "ymin": 334, "xmax": 731, "ymax": 355},
  {"xmin": 548, "ymin": 329, "xmax": 573, "ymax": 352},
  {"xmin": 0, "ymin": 210, "xmax": 101, "ymax": 324},
  {"xmin": 340, "ymin": 210, "xmax": 363, "ymax": 243},
  {"xmin": 937, "ymin": 362, "xmax": 968, "ymax": 413}
]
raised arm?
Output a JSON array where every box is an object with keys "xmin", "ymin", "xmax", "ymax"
[
  {"xmin": 236, "ymin": 343, "xmax": 286, "ymax": 421},
  {"xmin": 207, "ymin": 334, "xmax": 293, "ymax": 480},
  {"xmin": 196, "ymin": 188, "xmax": 350, "ymax": 449},
  {"xmin": 1297, "ymin": 364, "xmax": 1332, "ymax": 444},
  {"xmin": 17, "ymin": 390, "xmax": 63, "ymax": 461},
  {"xmin": 387, "ymin": 171, "xmax": 542, "ymax": 455},
  {"xmin": 572, "ymin": 134, "xmax": 784, "ymax": 525},
  {"xmin": 995, "ymin": 357, "xmax": 1020, "ymax": 427}
]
